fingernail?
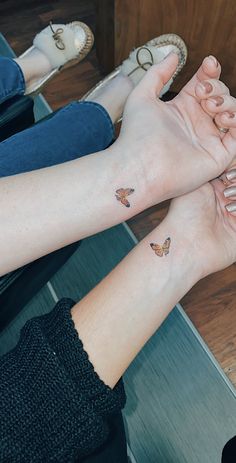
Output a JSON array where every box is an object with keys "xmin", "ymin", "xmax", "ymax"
[
  {"xmin": 224, "ymin": 186, "xmax": 236, "ymax": 197},
  {"xmin": 226, "ymin": 202, "xmax": 236, "ymax": 212},
  {"xmin": 208, "ymin": 96, "xmax": 224, "ymax": 106},
  {"xmin": 200, "ymin": 81, "xmax": 213, "ymax": 93},
  {"xmin": 226, "ymin": 169, "xmax": 236, "ymax": 180},
  {"xmin": 208, "ymin": 55, "xmax": 219, "ymax": 67},
  {"xmin": 219, "ymin": 174, "xmax": 229, "ymax": 185},
  {"xmin": 225, "ymin": 111, "xmax": 235, "ymax": 119}
]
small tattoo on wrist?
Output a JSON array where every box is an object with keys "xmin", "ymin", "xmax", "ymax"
[
  {"xmin": 115, "ymin": 188, "xmax": 135, "ymax": 207},
  {"xmin": 150, "ymin": 237, "xmax": 171, "ymax": 257}
]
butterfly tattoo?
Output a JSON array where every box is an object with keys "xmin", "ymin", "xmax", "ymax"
[
  {"xmin": 115, "ymin": 188, "xmax": 135, "ymax": 207},
  {"xmin": 150, "ymin": 237, "xmax": 171, "ymax": 257}
]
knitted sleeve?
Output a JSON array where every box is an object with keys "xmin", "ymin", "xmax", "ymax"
[{"xmin": 0, "ymin": 298, "xmax": 126, "ymax": 462}]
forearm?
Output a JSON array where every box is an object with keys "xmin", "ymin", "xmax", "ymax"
[
  {"xmin": 71, "ymin": 215, "xmax": 202, "ymax": 388},
  {"xmin": 0, "ymin": 144, "xmax": 148, "ymax": 275}
]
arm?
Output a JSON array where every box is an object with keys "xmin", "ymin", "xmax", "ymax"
[
  {"xmin": 71, "ymin": 211, "xmax": 201, "ymax": 388},
  {"xmin": 2, "ymin": 53, "xmax": 236, "ymax": 276},
  {"xmin": 0, "ymin": 145, "xmax": 148, "ymax": 275},
  {"xmin": 72, "ymin": 178, "xmax": 236, "ymax": 389},
  {"xmin": 1, "ymin": 182, "xmax": 235, "ymax": 461}
]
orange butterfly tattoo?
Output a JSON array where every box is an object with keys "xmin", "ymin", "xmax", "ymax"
[
  {"xmin": 115, "ymin": 188, "xmax": 135, "ymax": 207},
  {"xmin": 150, "ymin": 237, "xmax": 171, "ymax": 257}
]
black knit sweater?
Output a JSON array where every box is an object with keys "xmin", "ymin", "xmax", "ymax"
[{"xmin": 0, "ymin": 299, "xmax": 126, "ymax": 462}]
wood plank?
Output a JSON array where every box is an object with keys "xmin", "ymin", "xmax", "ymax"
[
  {"xmin": 95, "ymin": 0, "xmax": 115, "ymax": 74},
  {"xmin": 113, "ymin": 0, "xmax": 236, "ymax": 95}
]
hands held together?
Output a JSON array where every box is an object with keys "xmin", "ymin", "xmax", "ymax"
[{"xmin": 115, "ymin": 53, "xmax": 236, "ymax": 280}]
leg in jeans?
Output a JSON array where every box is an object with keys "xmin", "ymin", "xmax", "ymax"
[
  {"xmin": 0, "ymin": 57, "xmax": 25, "ymax": 103},
  {"xmin": 0, "ymin": 101, "xmax": 115, "ymax": 176},
  {"xmin": 0, "ymin": 57, "xmax": 115, "ymax": 175},
  {"xmin": 0, "ymin": 56, "xmax": 133, "ymax": 176}
]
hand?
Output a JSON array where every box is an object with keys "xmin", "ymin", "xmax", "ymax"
[
  {"xmin": 116, "ymin": 54, "xmax": 236, "ymax": 206},
  {"xmin": 167, "ymin": 178, "xmax": 236, "ymax": 278},
  {"xmin": 220, "ymin": 163, "xmax": 236, "ymax": 214}
]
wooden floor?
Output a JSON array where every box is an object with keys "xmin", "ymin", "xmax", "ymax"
[{"xmin": 0, "ymin": 0, "xmax": 236, "ymax": 387}]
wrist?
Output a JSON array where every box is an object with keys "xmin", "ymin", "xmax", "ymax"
[
  {"xmin": 107, "ymin": 142, "xmax": 153, "ymax": 212},
  {"xmin": 111, "ymin": 137, "xmax": 172, "ymax": 210},
  {"xmin": 150, "ymin": 214, "xmax": 204, "ymax": 295}
]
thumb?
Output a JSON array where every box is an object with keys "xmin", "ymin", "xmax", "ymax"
[{"xmin": 135, "ymin": 52, "xmax": 179, "ymax": 98}]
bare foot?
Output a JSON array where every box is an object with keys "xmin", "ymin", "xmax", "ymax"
[
  {"xmin": 87, "ymin": 74, "xmax": 134, "ymax": 123},
  {"xmin": 14, "ymin": 49, "xmax": 52, "ymax": 87}
]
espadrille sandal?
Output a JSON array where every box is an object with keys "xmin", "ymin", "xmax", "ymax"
[
  {"xmin": 81, "ymin": 33, "xmax": 187, "ymax": 121},
  {"xmin": 20, "ymin": 21, "xmax": 94, "ymax": 96}
]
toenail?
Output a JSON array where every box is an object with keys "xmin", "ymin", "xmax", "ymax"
[
  {"xmin": 208, "ymin": 96, "xmax": 224, "ymax": 106},
  {"xmin": 208, "ymin": 55, "xmax": 219, "ymax": 67},
  {"xmin": 201, "ymin": 81, "xmax": 213, "ymax": 93}
]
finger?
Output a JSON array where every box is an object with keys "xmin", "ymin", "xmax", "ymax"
[
  {"xmin": 219, "ymin": 168, "xmax": 236, "ymax": 186},
  {"xmin": 195, "ymin": 79, "xmax": 229, "ymax": 101},
  {"xmin": 198, "ymin": 80, "xmax": 230, "ymax": 118},
  {"xmin": 224, "ymin": 167, "xmax": 236, "ymax": 182},
  {"xmin": 203, "ymin": 95, "xmax": 236, "ymax": 117},
  {"xmin": 179, "ymin": 55, "xmax": 221, "ymax": 98},
  {"xmin": 218, "ymin": 114, "xmax": 236, "ymax": 157},
  {"xmin": 195, "ymin": 78, "xmax": 230, "ymax": 118},
  {"xmin": 134, "ymin": 52, "xmax": 179, "ymax": 98},
  {"xmin": 225, "ymin": 201, "xmax": 236, "ymax": 214},
  {"xmin": 224, "ymin": 185, "xmax": 236, "ymax": 202},
  {"xmin": 212, "ymin": 178, "xmax": 236, "ymax": 216},
  {"xmin": 214, "ymin": 112, "xmax": 236, "ymax": 146}
]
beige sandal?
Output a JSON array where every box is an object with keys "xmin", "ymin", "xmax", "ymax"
[
  {"xmin": 81, "ymin": 33, "xmax": 187, "ymax": 118},
  {"xmin": 20, "ymin": 21, "xmax": 94, "ymax": 96}
]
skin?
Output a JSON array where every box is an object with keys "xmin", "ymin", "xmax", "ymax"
[
  {"xmin": 2, "ymin": 54, "xmax": 236, "ymax": 277},
  {"xmin": 7, "ymin": 52, "xmax": 236, "ymax": 389},
  {"xmin": 71, "ymin": 177, "xmax": 236, "ymax": 388},
  {"xmin": 118, "ymin": 54, "xmax": 236, "ymax": 206},
  {"xmin": 71, "ymin": 57, "xmax": 236, "ymax": 387},
  {"xmin": 222, "ymin": 166, "xmax": 236, "ymax": 214}
]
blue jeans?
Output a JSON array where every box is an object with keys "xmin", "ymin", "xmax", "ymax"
[{"xmin": 0, "ymin": 57, "xmax": 114, "ymax": 176}]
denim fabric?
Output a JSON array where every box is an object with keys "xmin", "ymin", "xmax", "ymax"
[
  {"xmin": 0, "ymin": 57, "xmax": 25, "ymax": 103},
  {"xmin": 0, "ymin": 58, "xmax": 115, "ymax": 176}
]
